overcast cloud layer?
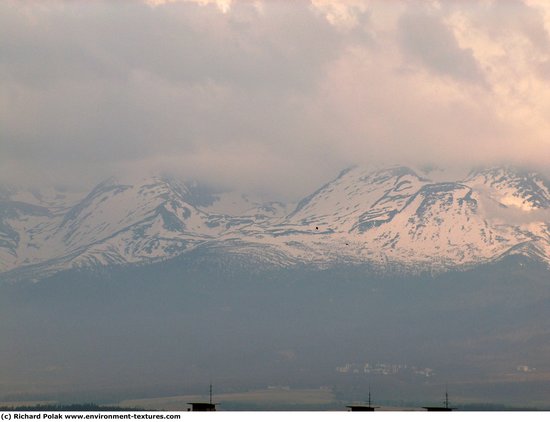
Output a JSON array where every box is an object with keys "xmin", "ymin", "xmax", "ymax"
[{"xmin": 1, "ymin": 0, "xmax": 550, "ymax": 199}]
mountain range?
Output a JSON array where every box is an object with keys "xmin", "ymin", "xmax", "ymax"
[
  {"xmin": 2, "ymin": 165, "xmax": 550, "ymax": 406},
  {"xmin": 1, "ymin": 165, "xmax": 549, "ymax": 281}
]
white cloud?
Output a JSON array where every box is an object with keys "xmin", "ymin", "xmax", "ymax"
[
  {"xmin": 310, "ymin": 0, "xmax": 369, "ymax": 29},
  {"xmin": 145, "ymin": 0, "xmax": 232, "ymax": 14}
]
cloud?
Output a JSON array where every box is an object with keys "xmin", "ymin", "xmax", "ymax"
[
  {"xmin": 398, "ymin": 7, "xmax": 486, "ymax": 85},
  {"xmin": 476, "ymin": 186, "xmax": 550, "ymax": 225},
  {"xmin": 1, "ymin": 0, "xmax": 549, "ymax": 199},
  {"xmin": 310, "ymin": 0, "xmax": 369, "ymax": 29},
  {"xmin": 145, "ymin": 0, "xmax": 233, "ymax": 14}
]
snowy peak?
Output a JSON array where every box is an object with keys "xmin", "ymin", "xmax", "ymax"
[
  {"xmin": 286, "ymin": 166, "xmax": 428, "ymax": 232},
  {"xmin": 0, "ymin": 176, "xmax": 217, "ymax": 274},
  {"xmin": 349, "ymin": 167, "xmax": 430, "ymax": 233},
  {"xmin": 55, "ymin": 176, "xmax": 200, "ymax": 249},
  {"xmin": 468, "ymin": 167, "xmax": 550, "ymax": 211},
  {"xmin": 408, "ymin": 182, "xmax": 478, "ymax": 228},
  {"xmin": 368, "ymin": 182, "xmax": 486, "ymax": 264},
  {"xmin": 1, "ymin": 165, "xmax": 549, "ymax": 279},
  {"xmin": 269, "ymin": 166, "xmax": 549, "ymax": 270}
]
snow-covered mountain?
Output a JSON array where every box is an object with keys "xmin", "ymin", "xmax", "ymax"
[{"xmin": 1, "ymin": 166, "xmax": 549, "ymax": 280}]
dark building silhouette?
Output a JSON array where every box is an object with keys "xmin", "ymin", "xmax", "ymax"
[
  {"xmin": 187, "ymin": 402, "xmax": 217, "ymax": 412},
  {"xmin": 188, "ymin": 384, "xmax": 218, "ymax": 411}
]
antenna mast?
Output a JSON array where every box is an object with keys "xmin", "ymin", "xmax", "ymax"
[{"xmin": 368, "ymin": 386, "xmax": 371, "ymax": 407}]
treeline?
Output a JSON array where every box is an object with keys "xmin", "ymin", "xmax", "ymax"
[{"xmin": 0, "ymin": 403, "xmax": 144, "ymax": 411}]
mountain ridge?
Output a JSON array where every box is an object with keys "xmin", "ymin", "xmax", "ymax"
[{"xmin": 1, "ymin": 165, "xmax": 549, "ymax": 281}]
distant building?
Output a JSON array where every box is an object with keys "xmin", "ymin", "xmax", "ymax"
[
  {"xmin": 346, "ymin": 404, "xmax": 377, "ymax": 412},
  {"xmin": 423, "ymin": 405, "xmax": 453, "ymax": 412},
  {"xmin": 188, "ymin": 384, "xmax": 218, "ymax": 411},
  {"xmin": 187, "ymin": 402, "xmax": 217, "ymax": 412}
]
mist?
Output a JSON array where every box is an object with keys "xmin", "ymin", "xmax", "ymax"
[{"xmin": 2, "ymin": 255, "xmax": 550, "ymax": 408}]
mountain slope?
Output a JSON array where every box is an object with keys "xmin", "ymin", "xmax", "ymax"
[
  {"xmin": 1, "ymin": 166, "xmax": 549, "ymax": 280},
  {"xmin": 232, "ymin": 166, "xmax": 550, "ymax": 271}
]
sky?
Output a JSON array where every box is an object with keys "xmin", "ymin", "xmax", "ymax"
[{"xmin": 1, "ymin": 0, "xmax": 550, "ymax": 200}]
